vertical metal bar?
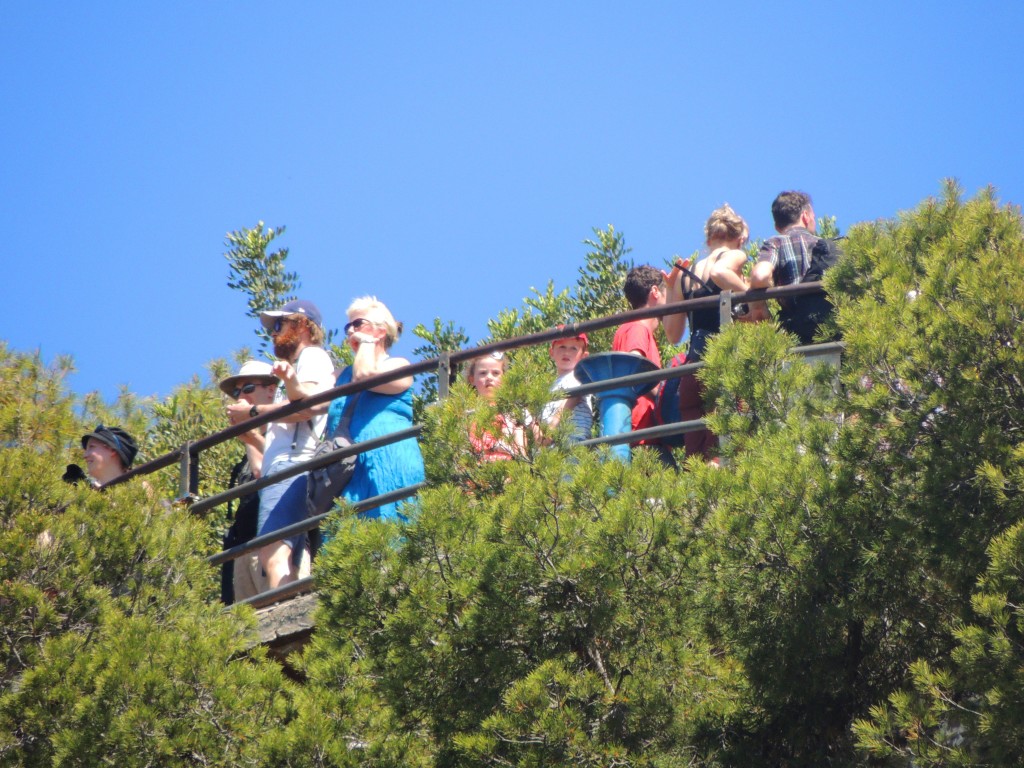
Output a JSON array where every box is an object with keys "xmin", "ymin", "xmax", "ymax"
[
  {"xmin": 719, "ymin": 290, "xmax": 733, "ymax": 328},
  {"xmin": 179, "ymin": 441, "xmax": 192, "ymax": 501},
  {"xmin": 716, "ymin": 292, "xmax": 732, "ymax": 467},
  {"xmin": 188, "ymin": 447, "xmax": 200, "ymax": 497},
  {"xmin": 437, "ymin": 352, "xmax": 451, "ymax": 400}
]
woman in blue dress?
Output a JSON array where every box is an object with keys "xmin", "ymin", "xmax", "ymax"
[
  {"xmin": 279, "ymin": 296, "xmax": 424, "ymax": 522},
  {"xmin": 327, "ymin": 296, "xmax": 424, "ymax": 521}
]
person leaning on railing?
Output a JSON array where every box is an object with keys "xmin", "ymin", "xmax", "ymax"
[
  {"xmin": 226, "ymin": 300, "xmax": 335, "ymax": 591},
  {"xmin": 747, "ymin": 190, "xmax": 820, "ymax": 322},
  {"xmin": 612, "ymin": 265, "xmax": 676, "ymax": 468},
  {"xmin": 670, "ymin": 204, "xmax": 753, "ymax": 464},
  {"xmin": 276, "ymin": 296, "xmax": 424, "ymax": 526},
  {"xmin": 217, "ymin": 360, "xmax": 280, "ymax": 603}
]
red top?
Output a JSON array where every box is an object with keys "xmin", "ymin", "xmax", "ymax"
[
  {"xmin": 469, "ymin": 414, "xmax": 520, "ymax": 462},
  {"xmin": 611, "ymin": 321, "xmax": 662, "ymax": 440}
]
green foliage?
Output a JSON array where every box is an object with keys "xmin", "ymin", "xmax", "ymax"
[
  {"xmin": 818, "ymin": 214, "xmax": 841, "ymax": 239},
  {"xmin": 568, "ymin": 225, "xmax": 632, "ymax": 353},
  {"xmin": 410, "ymin": 225, "xmax": 632, "ymax": 418},
  {"xmin": 6, "ymin": 185, "xmax": 1024, "ymax": 766},
  {"xmin": 280, "ymin": 185, "xmax": 1024, "ymax": 766},
  {"xmin": 484, "ymin": 281, "xmax": 574, "ymax": 343},
  {"xmin": 411, "ymin": 317, "xmax": 470, "ymax": 407},
  {"xmin": 293, "ymin": 428, "xmax": 745, "ymax": 766},
  {"xmin": 146, "ymin": 360, "xmax": 243, "ymax": 557},
  {"xmin": 224, "ymin": 222, "xmax": 300, "ymax": 354},
  {"xmin": 0, "ymin": 446, "xmax": 290, "ymax": 766},
  {"xmin": 0, "ymin": 343, "xmax": 80, "ymax": 453}
]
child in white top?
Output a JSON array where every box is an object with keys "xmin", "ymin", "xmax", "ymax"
[{"xmin": 541, "ymin": 331, "xmax": 593, "ymax": 444}]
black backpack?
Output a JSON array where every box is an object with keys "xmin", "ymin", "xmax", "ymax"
[
  {"xmin": 779, "ymin": 237, "xmax": 843, "ymax": 345},
  {"xmin": 221, "ymin": 455, "xmax": 260, "ymax": 604},
  {"xmin": 225, "ymin": 456, "xmax": 260, "ymax": 544}
]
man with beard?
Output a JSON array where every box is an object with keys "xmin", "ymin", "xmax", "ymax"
[{"xmin": 226, "ymin": 300, "xmax": 335, "ymax": 591}]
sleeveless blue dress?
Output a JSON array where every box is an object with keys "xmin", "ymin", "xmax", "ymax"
[{"xmin": 325, "ymin": 366, "xmax": 425, "ymax": 522}]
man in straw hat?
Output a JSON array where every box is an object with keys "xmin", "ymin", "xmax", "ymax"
[{"xmin": 219, "ymin": 360, "xmax": 280, "ymax": 602}]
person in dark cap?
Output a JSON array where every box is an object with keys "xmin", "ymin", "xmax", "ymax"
[
  {"xmin": 226, "ymin": 299, "xmax": 335, "ymax": 590},
  {"xmin": 63, "ymin": 425, "xmax": 139, "ymax": 488}
]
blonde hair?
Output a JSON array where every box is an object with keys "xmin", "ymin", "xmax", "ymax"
[
  {"xmin": 346, "ymin": 296, "xmax": 401, "ymax": 349},
  {"xmin": 465, "ymin": 351, "xmax": 507, "ymax": 381},
  {"xmin": 704, "ymin": 204, "xmax": 749, "ymax": 248}
]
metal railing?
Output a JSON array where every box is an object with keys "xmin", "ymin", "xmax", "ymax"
[{"xmin": 101, "ymin": 281, "xmax": 840, "ymax": 609}]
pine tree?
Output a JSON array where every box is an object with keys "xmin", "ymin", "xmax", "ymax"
[{"xmin": 0, "ymin": 348, "xmax": 292, "ymax": 767}]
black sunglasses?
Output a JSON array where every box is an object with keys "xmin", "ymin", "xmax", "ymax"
[
  {"xmin": 272, "ymin": 316, "xmax": 299, "ymax": 334},
  {"xmin": 232, "ymin": 383, "xmax": 259, "ymax": 399},
  {"xmin": 344, "ymin": 318, "xmax": 375, "ymax": 335}
]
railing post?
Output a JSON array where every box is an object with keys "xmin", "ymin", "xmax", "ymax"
[
  {"xmin": 438, "ymin": 352, "xmax": 451, "ymax": 400},
  {"xmin": 178, "ymin": 441, "xmax": 199, "ymax": 505},
  {"xmin": 719, "ymin": 290, "xmax": 733, "ymax": 329}
]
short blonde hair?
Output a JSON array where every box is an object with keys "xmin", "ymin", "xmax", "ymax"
[
  {"xmin": 346, "ymin": 296, "xmax": 401, "ymax": 349},
  {"xmin": 704, "ymin": 204, "xmax": 749, "ymax": 247}
]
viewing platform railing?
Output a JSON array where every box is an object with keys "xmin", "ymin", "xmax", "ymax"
[{"xmin": 102, "ymin": 281, "xmax": 841, "ymax": 610}]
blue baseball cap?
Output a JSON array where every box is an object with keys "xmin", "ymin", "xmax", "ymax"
[{"xmin": 259, "ymin": 299, "xmax": 323, "ymax": 332}]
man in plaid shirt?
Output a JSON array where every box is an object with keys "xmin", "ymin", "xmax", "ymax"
[{"xmin": 748, "ymin": 190, "xmax": 820, "ymax": 321}]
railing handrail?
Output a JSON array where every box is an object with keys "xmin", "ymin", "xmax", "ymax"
[{"xmin": 102, "ymin": 280, "xmax": 828, "ymax": 490}]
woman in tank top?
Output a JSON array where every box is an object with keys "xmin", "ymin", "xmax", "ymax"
[{"xmin": 676, "ymin": 204, "xmax": 752, "ymax": 462}]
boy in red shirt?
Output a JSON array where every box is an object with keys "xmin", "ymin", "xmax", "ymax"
[{"xmin": 612, "ymin": 265, "xmax": 676, "ymax": 466}]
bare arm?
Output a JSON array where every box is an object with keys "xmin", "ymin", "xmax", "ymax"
[
  {"xmin": 662, "ymin": 264, "xmax": 688, "ymax": 345},
  {"xmin": 746, "ymin": 251, "xmax": 777, "ymax": 321},
  {"xmin": 350, "ymin": 334, "xmax": 414, "ymax": 394},
  {"xmin": 709, "ymin": 249, "xmax": 750, "ymax": 293},
  {"xmin": 261, "ymin": 360, "xmax": 333, "ymax": 420},
  {"xmin": 243, "ymin": 439, "xmax": 265, "ymax": 479}
]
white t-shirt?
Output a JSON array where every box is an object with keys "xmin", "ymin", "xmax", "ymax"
[
  {"xmin": 262, "ymin": 345, "xmax": 336, "ymax": 470},
  {"xmin": 542, "ymin": 370, "xmax": 594, "ymax": 441}
]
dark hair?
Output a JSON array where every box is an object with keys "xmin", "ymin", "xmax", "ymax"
[
  {"xmin": 623, "ymin": 265, "xmax": 665, "ymax": 309},
  {"xmin": 771, "ymin": 190, "xmax": 813, "ymax": 230}
]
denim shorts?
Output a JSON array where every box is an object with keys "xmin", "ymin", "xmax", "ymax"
[{"xmin": 258, "ymin": 460, "xmax": 309, "ymax": 558}]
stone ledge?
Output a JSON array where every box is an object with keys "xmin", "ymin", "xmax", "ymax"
[{"xmin": 255, "ymin": 592, "xmax": 318, "ymax": 662}]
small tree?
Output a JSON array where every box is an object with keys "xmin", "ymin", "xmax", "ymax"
[
  {"xmin": 224, "ymin": 222, "xmax": 300, "ymax": 355},
  {"xmin": 568, "ymin": 225, "xmax": 632, "ymax": 352}
]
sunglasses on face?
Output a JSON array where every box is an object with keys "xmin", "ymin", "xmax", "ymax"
[
  {"xmin": 272, "ymin": 316, "xmax": 299, "ymax": 334},
  {"xmin": 232, "ymin": 383, "xmax": 259, "ymax": 399},
  {"xmin": 344, "ymin": 318, "xmax": 376, "ymax": 335}
]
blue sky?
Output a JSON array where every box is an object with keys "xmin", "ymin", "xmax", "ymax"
[{"xmin": 4, "ymin": 2, "xmax": 1022, "ymax": 402}]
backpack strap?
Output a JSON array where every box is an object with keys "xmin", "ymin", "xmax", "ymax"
[{"xmin": 332, "ymin": 391, "xmax": 362, "ymax": 441}]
